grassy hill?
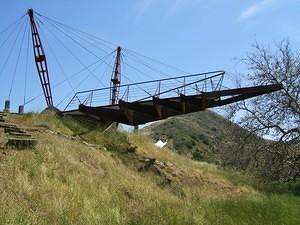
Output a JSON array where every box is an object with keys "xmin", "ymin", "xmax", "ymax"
[
  {"xmin": 143, "ymin": 110, "xmax": 243, "ymax": 163},
  {"xmin": 0, "ymin": 112, "xmax": 299, "ymax": 225}
]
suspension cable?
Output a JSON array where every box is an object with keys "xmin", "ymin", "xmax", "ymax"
[
  {"xmin": 41, "ymin": 16, "xmax": 112, "ymax": 67},
  {"xmin": 55, "ymin": 66, "xmax": 103, "ymax": 107},
  {"xmin": 8, "ymin": 19, "xmax": 28, "ymax": 99},
  {"xmin": 36, "ymin": 17, "xmax": 76, "ymax": 95},
  {"xmin": 38, "ymin": 15, "xmax": 113, "ymax": 55},
  {"xmin": 24, "ymin": 54, "xmax": 114, "ymax": 107},
  {"xmin": 124, "ymin": 48, "xmax": 189, "ymax": 75},
  {"xmin": 37, "ymin": 16, "xmax": 153, "ymax": 97},
  {"xmin": 36, "ymin": 12, "xmax": 116, "ymax": 49},
  {"xmin": 124, "ymin": 52, "xmax": 174, "ymax": 78},
  {"xmin": 0, "ymin": 18, "xmax": 26, "ymax": 51},
  {"xmin": 38, "ymin": 19, "xmax": 107, "ymax": 87},
  {"xmin": 0, "ymin": 14, "xmax": 26, "ymax": 35},
  {"xmin": 24, "ymin": 23, "xmax": 30, "ymax": 105},
  {"xmin": 0, "ymin": 18, "xmax": 27, "ymax": 80},
  {"xmin": 55, "ymin": 52, "xmax": 116, "ymax": 107}
]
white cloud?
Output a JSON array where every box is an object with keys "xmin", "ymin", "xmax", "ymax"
[{"xmin": 239, "ymin": 0, "xmax": 274, "ymax": 20}]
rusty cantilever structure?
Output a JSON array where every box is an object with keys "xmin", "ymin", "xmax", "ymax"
[
  {"xmin": 63, "ymin": 70, "xmax": 282, "ymax": 125},
  {"xmin": 23, "ymin": 9, "xmax": 283, "ymax": 125}
]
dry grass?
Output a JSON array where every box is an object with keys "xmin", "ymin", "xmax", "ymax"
[{"xmin": 0, "ymin": 113, "xmax": 299, "ymax": 225}]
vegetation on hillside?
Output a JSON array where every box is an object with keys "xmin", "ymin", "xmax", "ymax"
[
  {"xmin": 223, "ymin": 41, "xmax": 300, "ymax": 182},
  {"xmin": 146, "ymin": 41, "xmax": 300, "ymax": 185},
  {"xmin": 0, "ymin": 112, "xmax": 299, "ymax": 225},
  {"xmin": 143, "ymin": 110, "xmax": 244, "ymax": 163}
]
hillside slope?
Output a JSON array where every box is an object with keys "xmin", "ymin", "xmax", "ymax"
[
  {"xmin": 0, "ymin": 112, "xmax": 299, "ymax": 225},
  {"xmin": 143, "ymin": 110, "xmax": 242, "ymax": 162}
]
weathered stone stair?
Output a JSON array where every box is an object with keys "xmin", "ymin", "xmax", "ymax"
[{"xmin": 0, "ymin": 113, "xmax": 37, "ymax": 149}]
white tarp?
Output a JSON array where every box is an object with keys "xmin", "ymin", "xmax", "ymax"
[{"xmin": 154, "ymin": 140, "xmax": 168, "ymax": 149}]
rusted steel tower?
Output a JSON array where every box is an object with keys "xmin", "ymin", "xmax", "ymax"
[
  {"xmin": 28, "ymin": 8, "xmax": 53, "ymax": 106},
  {"xmin": 110, "ymin": 46, "xmax": 122, "ymax": 105}
]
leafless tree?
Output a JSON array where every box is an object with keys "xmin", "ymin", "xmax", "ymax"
[{"xmin": 222, "ymin": 40, "xmax": 300, "ymax": 181}]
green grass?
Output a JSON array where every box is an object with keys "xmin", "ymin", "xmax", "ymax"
[
  {"xmin": 0, "ymin": 112, "xmax": 299, "ymax": 225},
  {"xmin": 202, "ymin": 195, "xmax": 300, "ymax": 225}
]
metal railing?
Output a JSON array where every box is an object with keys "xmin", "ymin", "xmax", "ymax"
[{"xmin": 64, "ymin": 70, "xmax": 225, "ymax": 111}]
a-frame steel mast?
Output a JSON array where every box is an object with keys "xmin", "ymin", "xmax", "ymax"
[{"xmin": 27, "ymin": 8, "xmax": 53, "ymax": 106}]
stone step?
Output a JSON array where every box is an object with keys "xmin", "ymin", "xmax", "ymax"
[
  {"xmin": 0, "ymin": 122, "xmax": 17, "ymax": 128},
  {"xmin": 9, "ymin": 131, "xmax": 32, "ymax": 137},
  {"xmin": 0, "ymin": 118, "xmax": 38, "ymax": 150},
  {"xmin": 4, "ymin": 127, "xmax": 26, "ymax": 134},
  {"xmin": 6, "ymin": 137, "xmax": 38, "ymax": 149}
]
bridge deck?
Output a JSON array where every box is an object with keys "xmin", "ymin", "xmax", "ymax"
[{"xmin": 63, "ymin": 84, "xmax": 282, "ymax": 125}]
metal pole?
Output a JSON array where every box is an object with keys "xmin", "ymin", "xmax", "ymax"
[{"xmin": 110, "ymin": 46, "xmax": 122, "ymax": 105}]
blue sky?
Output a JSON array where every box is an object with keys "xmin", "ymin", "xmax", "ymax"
[{"xmin": 0, "ymin": 0, "xmax": 299, "ymax": 112}]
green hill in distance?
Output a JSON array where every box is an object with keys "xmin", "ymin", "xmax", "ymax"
[{"xmin": 143, "ymin": 110, "xmax": 244, "ymax": 163}]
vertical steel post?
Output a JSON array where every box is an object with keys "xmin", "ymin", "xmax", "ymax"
[
  {"xmin": 27, "ymin": 8, "xmax": 53, "ymax": 106},
  {"xmin": 110, "ymin": 46, "xmax": 122, "ymax": 105},
  {"xmin": 90, "ymin": 91, "xmax": 93, "ymax": 106},
  {"xmin": 4, "ymin": 100, "xmax": 10, "ymax": 112}
]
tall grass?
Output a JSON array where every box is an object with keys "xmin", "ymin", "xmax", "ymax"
[{"xmin": 0, "ymin": 113, "xmax": 299, "ymax": 225}]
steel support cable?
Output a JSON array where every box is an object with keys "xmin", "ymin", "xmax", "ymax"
[
  {"xmin": 124, "ymin": 51, "xmax": 195, "ymax": 90},
  {"xmin": 40, "ymin": 16, "xmax": 114, "ymax": 69},
  {"xmin": 122, "ymin": 53, "xmax": 158, "ymax": 81},
  {"xmin": 122, "ymin": 58, "xmax": 179, "ymax": 96},
  {"xmin": 123, "ymin": 55, "xmax": 162, "ymax": 81},
  {"xmin": 56, "ymin": 70, "xmax": 99, "ymax": 107},
  {"xmin": 37, "ymin": 14, "xmax": 115, "ymax": 84},
  {"xmin": 24, "ymin": 54, "xmax": 113, "ymax": 106},
  {"xmin": 39, "ymin": 21, "xmax": 106, "ymax": 87},
  {"xmin": 0, "ymin": 18, "xmax": 26, "ymax": 51},
  {"xmin": 8, "ymin": 20, "xmax": 28, "ymax": 99},
  {"xmin": 26, "ymin": 65, "xmax": 95, "ymax": 107},
  {"xmin": 0, "ymin": 19, "xmax": 27, "ymax": 80},
  {"xmin": 124, "ymin": 48, "xmax": 189, "ymax": 75},
  {"xmin": 117, "ymin": 60, "xmax": 154, "ymax": 97},
  {"xmin": 124, "ymin": 51, "xmax": 178, "ymax": 79},
  {"xmin": 45, "ymin": 21, "xmax": 156, "ymax": 102},
  {"xmin": 37, "ymin": 12, "xmax": 172, "ymax": 100},
  {"xmin": 33, "ymin": 11, "xmax": 202, "ymax": 106},
  {"xmin": 38, "ymin": 15, "xmax": 113, "ymax": 55},
  {"xmin": 45, "ymin": 22, "xmax": 186, "ymax": 86},
  {"xmin": 0, "ymin": 14, "xmax": 26, "ymax": 35},
  {"xmin": 122, "ymin": 53, "xmax": 184, "ymax": 95},
  {"xmin": 56, "ymin": 53, "xmax": 116, "ymax": 108},
  {"xmin": 36, "ymin": 12, "xmax": 117, "ymax": 50},
  {"xmin": 95, "ymin": 52, "xmax": 115, "ymax": 88},
  {"xmin": 62, "ymin": 52, "xmax": 117, "ymax": 108},
  {"xmin": 125, "ymin": 55, "xmax": 202, "ymax": 93},
  {"xmin": 36, "ymin": 18, "xmax": 76, "ymax": 95},
  {"xmin": 36, "ymin": 12, "xmax": 116, "ymax": 50},
  {"xmin": 123, "ymin": 53, "xmax": 185, "ymax": 89},
  {"xmin": 43, "ymin": 23, "xmax": 112, "ymax": 89},
  {"xmin": 23, "ymin": 25, "xmax": 30, "ymax": 105},
  {"xmin": 36, "ymin": 11, "xmax": 192, "ymax": 86},
  {"xmin": 55, "ymin": 52, "xmax": 116, "ymax": 107},
  {"xmin": 52, "ymin": 55, "xmax": 113, "ymax": 89}
]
